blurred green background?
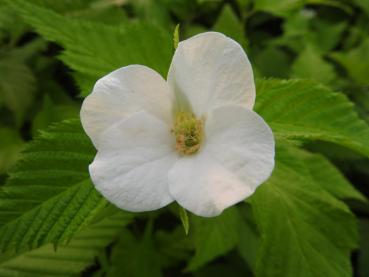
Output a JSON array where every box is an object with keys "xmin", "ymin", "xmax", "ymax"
[{"xmin": 0, "ymin": 0, "xmax": 369, "ymax": 276}]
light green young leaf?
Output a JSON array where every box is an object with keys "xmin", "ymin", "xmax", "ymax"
[
  {"xmin": 173, "ymin": 24, "xmax": 180, "ymax": 49},
  {"xmin": 291, "ymin": 46, "xmax": 336, "ymax": 85},
  {"xmin": 250, "ymin": 145, "xmax": 357, "ymax": 277},
  {"xmin": 6, "ymin": 0, "xmax": 173, "ymax": 96},
  {"xmin": 331, "ymin": 39, "xmax": 369, "ymax": 86},
  {"xmin": 0, "ymin": 120, "xmax": 105, "ymax": 262},
  {"xmin": 213, "ymin": 4, "xmax": 247, "ymax": 48},
  {"xmin": 187, "ymin": 207, "xmax": 241, "ymax": 271},
  {"xmin": 179, "ymin": 206, "xmax": 189, "ymax": 235},
  {"xmin": 0, "ymin": 211, "xmax": 132, "ymax": 276},
  {"xmin": 255, "ymin": 79, "xmax": 369, "ymax": 157}
]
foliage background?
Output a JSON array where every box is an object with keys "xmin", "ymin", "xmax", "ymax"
[{"xmin": 0, "ymin": 0, "xmax": 369, "ymax": 276}]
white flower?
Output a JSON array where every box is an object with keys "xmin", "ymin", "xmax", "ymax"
[{"xmin": 80, "ymin": 32, "xmax": 275, "ymax": 217}]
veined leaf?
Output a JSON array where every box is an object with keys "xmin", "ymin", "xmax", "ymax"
[
  {"xmin": 6, "ymin": 0, "xmax": 173, "ymax": 96},
  {"xmin": 255, "ymin": 79, "xmax": 369, "ymax": 157},
  {"xmin": 0, "ymin": 120, "xmax": 104, "ymax": 262},
  {"xmin": 0, "ymin": 211, "xmax": 132, "ymax": 277},
  {"xmin": 250, "ymin": 145, "xmax": 357, "ymax": 277}
]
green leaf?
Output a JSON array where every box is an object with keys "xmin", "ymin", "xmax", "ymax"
[
  {"xmin": 253, "ymin": 0, "xmax": 350, "ymax": 17},
  {"xmin": 187, "ymin": 207, "xmax": 241, "ymax": 271},
  {"xmin": 255, "ymin": 79, "xmax": 369, "ymax": 157},
  {"xmin": 6, "ymin": 0, "xmax": 173, "ymax": 96},
  {"xmin": 213, "ymin": 5, "xmax": 247, "ymax": 48},
  {"xmin": 250, "ymin": 144, "xmax": 358, "ymax": 277},
  {"xmin": 253, "ymin": 46, "xmax": 291, "ymax": 78},
  {"xmin": 237, "ymin": 205, "xmax": 259, "ymax": 271},
  {"xmin": 31, "ymin": 95, "xmax": 79, "ymax": 136},
  {"xmin": 0, "ymin": 57, "xmax": 36, "ymax": 126},
  {"xmin": 331, "ymin": 38, "xmax": 369, "ymax": 86},
  {"xmin": 253, "ymin": 0, "xmax": 302, "ymax": 17},
  {"xmin": 155, "ymin": 227, "xmax": 193, "ymax": 268},
  {"xmin": 107, "ymin": 224, "xmax": 163, "ymax": 277},
  {"xmin": 0, "ymin": 211, "xmax": 132, "ymax": 276},
  {"xmin": 299, "ymin": 150, "xmax": 366, "ymax": 202},
  {"xmin": 0, "ymin": 128, "xmax": 24, "ymax": 174},
  {"xmin": 307, "ymin": 20, "xmax": 347, "ymax": 53},
  {"xmin": 358, "ymin": 219, "xmax": 369, "ymax": 277},
  {"xmin": 352, "ymin": 0, "xmax": 369, "ymax": 16},
  {"xmin": 0, "ymin": 119, "xmax": 105, "ymax": 262},
  {"xmin": 291, "ymin": 46, "xmax": 336, "ymax": 85}
]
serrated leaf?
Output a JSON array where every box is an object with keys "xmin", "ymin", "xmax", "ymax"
[
  {"xmin": 0, "ymin": 120, "xmax": 105, "ymax": 262},
  {"xmin": 187, "ymin": 207, "xmax": 241, "ymax": 271},
  {"xmin": 0, "ymin": 211, "xmax": 132, "ymax": 277},
  {"xmin": 250, "ymin": 145, "xmax": 357, "ymax": 277},
  {"xmin": 255, "ymin": 79, "xmax": 369, "ymax": 157},
  {"xmin": 6, "ymin": 0, "xmax": 173, "ymax": 96}
]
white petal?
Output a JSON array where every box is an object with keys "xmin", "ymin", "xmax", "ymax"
[
  {"xmin": 89, "ymin": 111, "xmax": 177, "ymax": 212},
  {"xmin": 169, "ymin": 105, "xmax": 274, "ymax": 217},
  {"xmin": 80, "ymin": 65, "xmax": 174, "ymax": 147},
  {"xmin": 167, "ymin": 32, "xmax": 255, "ymax": 116}
]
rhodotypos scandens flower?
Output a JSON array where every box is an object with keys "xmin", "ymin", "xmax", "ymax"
[{"xmin": 80, "ymin": 32, "xmax": 275, "ymax": 217}]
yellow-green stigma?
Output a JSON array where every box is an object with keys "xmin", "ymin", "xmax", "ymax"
[{"xmin": 172, "ymin": 112, "xmax": 204, "ymax": 155}]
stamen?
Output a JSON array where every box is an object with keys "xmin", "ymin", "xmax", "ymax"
[{"xmin": 172, "ymin": 112, "xmax": 204, "ymax": 155}]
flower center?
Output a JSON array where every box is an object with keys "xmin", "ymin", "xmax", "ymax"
[{"xmin": 172, "ymin": 112, "xmax": 204, "ymax": 155}]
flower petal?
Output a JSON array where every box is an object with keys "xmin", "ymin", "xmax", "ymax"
[
  {"xmin": 167, "ymin": 32, "xmax": 255, "ymax": 116},
  {"xmin": 81, "ymin": 65, "xmax": 174, "ymax": 147},
  {"xmin": 168, "ymin": 105, "xmax": 274, "ymax": 217},
  {"xmin": 89, "ymin": 111, "xmax": 177, "ymax": 212}
]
